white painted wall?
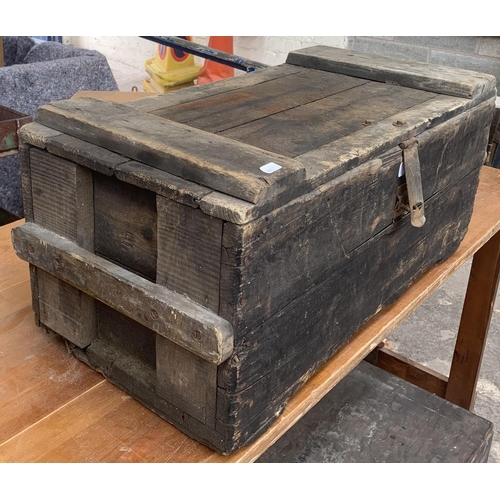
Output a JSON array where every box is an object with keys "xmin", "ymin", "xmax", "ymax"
[{"xmin": 64, "ymin": 36, "xmax": 347, "ymax": 70}]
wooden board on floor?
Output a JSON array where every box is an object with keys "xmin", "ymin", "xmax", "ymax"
[{"xmin": 0, "ymin": 167, "xmax": 500, "ymax": 462}]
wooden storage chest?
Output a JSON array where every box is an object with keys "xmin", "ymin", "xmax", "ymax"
[{"xmin": 12, "ymin": 46, "xmax": 496, "ymax": 454}]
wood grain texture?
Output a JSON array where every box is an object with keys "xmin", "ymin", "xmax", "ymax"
[
  {"xmin": 366, "ymin": 347, "xmax": 449, "ymax": 397},
  {"xmin": 287, "ymin": 46, "xmax": 497, "ymax": 101},
  {"xmin": 38, "ymin": 270, "xmax": 96, "ymax": 349},
  {"xmin": 445, "ymin": 229, "xmax": 500, "ymax": 409},
  {"xmin": 154, "ymin": 70, "xmax": 369, "ymax": 134},
  {"xmin": 156, "ymin": 336, "xmax": 217, "ymax": 427},
  {"xmin": 0, "ymin": 306, "xmax": 102, "ymax": 446},
  {"xmin": 257, "ymin": 361, "xmax": 492, "ymax": 463},
  {"xmin": 12, "ymin": 223, "xmax": 233, "ymax": 365},
  {"xmin": 128, "ymin": 64, "xmax": 305, "ymax": 113},
  {"xmin": 30, "ymin": 148, "xmax": 78, "ymax": 240},
  {"xmin": 216, "ymin": 168, "xmax": 480, "ymax": 450},
  {"xmin": 157, "ymin": 197, "xmax": 222, "ymax": 312},
  {"xmin": 220, "ymin": 100, "xmax": 492, "ymax": 335},
  {"xmin": 220, "ymin": 81, "xmax": 435, "ymax": 157},
  {"xmin": 36, "ymin": 98, "xmax": 306, "ymax": 205},
  {"xmin": 1, "ymin": 167, "xmax": 500, "ymax": 461},
  {"xmin": 29, "ymin": 148, "xmax": 97, "ymax": 347},
  {"xmin": 94, "ymin": 172, "xmax": 157, "ymax": 281}
]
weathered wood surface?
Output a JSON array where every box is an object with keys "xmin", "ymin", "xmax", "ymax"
[
  {"xmin": 299, "ymin": 96, "xmax": 494, "ymax": 191},
  {"xmin": 11, "ymin": 223, "xmax": 233, "ymax": 365},
  {"xmin": 287, "ymin": 45, "xmax": 497, "ymax": 102},
  {"xmin": 219, "ymin": 81, "xmax": 436, "ymax": 157},
  {"xmin": 1, "ymin": 168, "xmax": 500, "ymax": 460},
  {"xmin": 94, "ymin": 172, "xmax": 158, "ymax": 281},
  {"xmin": 35, "ymin": 98, "xmax": 306, "ymax": 205},
  {"xmin": 157, "ymin": 197, "xmax": 223, "ymax": 312},
  {"xmin": 30, "ymin": 148, "xmax": 96, "ymax": 348},
  {"xmin": 20, "ymin": 96, "xmax": 493, "ymax": 227},
  {"xmin": 156, "ymin": 336, "xmax": 218, "ymax": 427},
  {"xmin": 152, "ymin": 70, "xmax": 369, "ymax": 134},
  {"xmin": 220, "ymin": 101, "xmax": 492, "ymax": 336},
  {"xmin": 128, "ymin": 63, "xmax": 304, "ymax": 113},
  {"xmin": 257, "ymin": 362, "xmax": 493, "ymax": 463},
  {"xmin": 216, "ymin": 168, "xmax": 480, "ymax": 450}
]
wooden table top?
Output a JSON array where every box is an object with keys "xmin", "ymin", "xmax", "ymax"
[{"xmin": 1, "ymin": 166, "xmax": 500, "ymax": 463}]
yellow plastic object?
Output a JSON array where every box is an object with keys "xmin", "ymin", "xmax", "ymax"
[
  {"xmin": 144, "ymin": 36, "xmax": 201, "ymax": 91},
  {"xmin": 142, "ymin": 76, "xmax": 194, "ymax": 94}
]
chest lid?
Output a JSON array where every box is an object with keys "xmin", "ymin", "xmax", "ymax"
[{"xmin": 34, "ymin": 46, "xmax": 496, "ymax": 214}]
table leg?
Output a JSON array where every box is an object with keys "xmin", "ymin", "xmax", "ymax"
[{"xmin": 445, "ymin": 230, "xmax": 500, "ymax": 410}]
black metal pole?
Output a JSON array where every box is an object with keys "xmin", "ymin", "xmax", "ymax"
[{"xmin": 140, "ymin": 36, "xmax": 268, "ymax": 73}]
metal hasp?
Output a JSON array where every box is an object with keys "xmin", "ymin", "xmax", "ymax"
[
  {"xmin": 140, "ymin": 36, "xmax": 268, "ymax": 73},
  {"xmin": 399, "ymin": 138, "xmax": 426, "ymax": 228}
]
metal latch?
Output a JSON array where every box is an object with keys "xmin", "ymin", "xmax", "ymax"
[{"xmin": 399, "ymin": 138, "xmax": 426, "ymax": 228}]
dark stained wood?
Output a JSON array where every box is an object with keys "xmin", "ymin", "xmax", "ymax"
[
  {"xmin": 366, "ymin": 346, "xmax": 449, "ymax": 397},
  {"xmin": 36, "ymin": 98, "xmax": 306, "ymax": 205},
  {"xmin": 257, "ymin": 361, "xmax": 493, "ymax": 463},
  {"xmin": 287, "ymin": 45, "xmax": 497, "ymax": 102},
  {"xmin": 38, "ymin": 270, "xmax": 96, "ymax": 349},
  {"xmin": 71, "ymin": 340, "xmax": 229, "ymax": 454},
  {"xmin": 11, "ymin": 55, "xmax": 496, "ymax": 455},
  {"xmin": 153, "ymin": 70, "xmax": 369, "ymax": 133},
  {"xmin": 445, "ymin": 229, "xmax": 500, "ymax": 410},
  {"xmin": 12, "ymin": 223, "xmax": 233, "ymax": 365},
  {"xmin": 94, "ymin": 172, "xmax": 157, "ymax": 281},
  {"xmin": 1, "ymin": 168, "xmax": 500, "ymax": 461},
  {"xmin": 30, "ymin": 148, "xmax": 78, "ymax": 240},
  {"xmin": 157, "ymin": 196, "xmax": 223, "ymax": 312},
  {"xmin": 96, "ymin": 301, "xmax": 156, "ymax": 369},
  {"xmin": 219, "ymin": 101, "xmax": 492, "ymax": 335},
  {"xmin": 29, "ymin": 148, "xmax": 97, "ymax": 348},
  {"xmin": 18, "ymin": 144, "xmax": 34, "ymax": 222},
  {"xmin": 156, "ymin": 336, "xmax": 218, "ymax": 427},
  {"xmin": 216, "ymin": 169, "xmax": 479, "ymax": 449},
  {"xmin": 220, "ymin": 81, "xmax": 436, "ymax": 157}
]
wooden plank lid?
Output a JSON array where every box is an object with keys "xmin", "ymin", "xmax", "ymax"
[
  {"xmin": 287, "ymin": 45, "xmax": 497, "ymax": 102},
  {"xmin": 35, "ymin": 97, "xmax": 306, "ymax": 205}
]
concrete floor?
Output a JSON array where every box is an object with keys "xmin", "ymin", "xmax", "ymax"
[{"xmin": 107, "ymin": 58, "xmax": 500, "ymax": 463}]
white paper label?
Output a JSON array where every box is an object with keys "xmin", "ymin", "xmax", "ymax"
[
  {"xmin": 260, "ymin": 162, "xmax": 282, "ymax": 174},
  {"xmin": 398, "ymin": 162, "xmax": 405, "ymax": 178}
]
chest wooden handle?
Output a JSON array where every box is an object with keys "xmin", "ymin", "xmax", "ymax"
[{"xmin": 11, "ymin": 223, "xmax": 234, "ymax": 365}]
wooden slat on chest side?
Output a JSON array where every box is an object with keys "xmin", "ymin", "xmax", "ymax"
[
  {"xmin": 219, "ymin": 152, "xmax": 400, "ymax": 329},
  {"xmin": 217, "ymin": 168, "xmax": 480, "ymax": 449},
  {"xmin": 220, "ymin": 81, "xmax": 436, "ymax": 158},
  {"xmin": 38, "ymin": 270, "xmax": 96, "ymax": 348},
  {"xmin": 94, "ymin": 172, "xmax": 157, "ymax": 282},
  {"xmin": 29, "ymin": 148, "xmax": 96, "ymax": 348},
  {"xmin": 156, "ymin": 336, "xmax": 218, "ymax": 427},
  {"xmin": 153, "ymin": 70, "xmax": 368, "ymax": 134},
  {"xmin": 157, "ymin": 197, "xmax": 223, "ymax": 312}
]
